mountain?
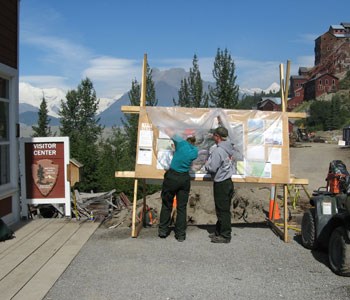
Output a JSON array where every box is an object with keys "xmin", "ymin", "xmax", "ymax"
[
  {"xmin": 19, "ymin": 82, "xmax": 117, "ymax": 125},
  {"xmin": 19, "ymin": 82, "xmax": 66, "ymax": 118},
  {"xmin": 20, "ymin": 111, "xmax": 60, "ymax": 126},
  {"xmin": 97, "ymin": 81, "xmax": 180, "ymax": 126},
  {"xmin": 19, "ymin": 68, "xmax": 280, "ymax": 127},
  {"xmin": 239, "ymin": 82, "xmax": 280, "ymax": 96}
]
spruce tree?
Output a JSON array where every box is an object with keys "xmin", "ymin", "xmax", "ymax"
[
  {"xmin": 209, "ymin": 48, "xmax": 239, "ymax": 108},
  {"xmin": 59, "ymin": 78, "xmax": 103, "ymax": 191},
  {"xmin": 121, "ymin": 79, "xmax": 140, "ymax": 167},
  {"xmin": 174, "ymin": 78, "xmax": 190, "ymax": 107},
  {"xmin": 188, "ymin": 54, "xmax": 206, "ymax": 107},
  {"xmin": 96, "ymin": 127, "xmax": 134, "ymax": 195},
  {"xmin": 32, "ymin": 96, "xmax": 52, "ymax": 137},
  {"xmin": 174, "ymin": 54, "xmax": 208, "ymax": 108}
]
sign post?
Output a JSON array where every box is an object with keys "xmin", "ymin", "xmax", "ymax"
[{"xmin": 19, "ymin": 137, "xmax": 71, "ymax": 218}]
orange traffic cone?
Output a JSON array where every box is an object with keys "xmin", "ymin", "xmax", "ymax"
[
  {"xmin": 170, "ymin": 196, "xmax": 177, "ymax": 224},
  {"xmin": 268, "ymin": 184, "xmax": 281, "ymax": 220}
]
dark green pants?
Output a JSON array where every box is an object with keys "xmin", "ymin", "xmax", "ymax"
[
  {"xmin": 159, "ymin": 169, "xmax": 190, "ymax": 239},
  {"xmin": 213, "ymin": 179, "xmax": 234, "ymax": 239}
]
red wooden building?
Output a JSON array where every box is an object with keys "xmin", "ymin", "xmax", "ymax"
[
  {"xmin": 303, "ymin": 73, "xmax": 339, "ymax": 100},
  {"xmin": 0, "ymin": 0, "xmax": 20, "ymax": 225}
]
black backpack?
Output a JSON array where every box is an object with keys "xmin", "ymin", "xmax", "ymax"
[{"xmin": 0, "ymin": 218, "xmax": 15, "ymax": 242}]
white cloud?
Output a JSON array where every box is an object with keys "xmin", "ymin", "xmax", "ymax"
[
  {"xmin": 19, "ymin": 75, "xmax": 71, "ymax": 91},
  {"xmin": 83, "ymin": 56, "xmax": 142, "ymax": 99},
  {"xmin": 22, "ymin": 32, "xmax": 91, "ymax": 66}
]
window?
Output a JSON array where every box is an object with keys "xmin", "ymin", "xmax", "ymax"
[
  {"xmin": 0, "ymin": 77, "xmax": 10, "ymax": 185},
  {"xmin": 325, "ymin": 79, "xmax": 329, "ymax": 85}
]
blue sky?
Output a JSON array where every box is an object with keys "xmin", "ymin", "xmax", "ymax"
[{"xmin": 20, "ymin": 0, "xmax": 350, "ymax": 100}]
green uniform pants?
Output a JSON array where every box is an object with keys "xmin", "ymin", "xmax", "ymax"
[
  {"xmin": 213, "ymin": 178, "xmax": 234, "ymax": 239},
  {"xmin": 159, "ymin": 169, "xmax": 190, "ymax": 239}
]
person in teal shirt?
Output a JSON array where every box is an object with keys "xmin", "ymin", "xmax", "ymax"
[{"xmin": 158, "ymin": 129, "xmax": 198, "ymax": 242}]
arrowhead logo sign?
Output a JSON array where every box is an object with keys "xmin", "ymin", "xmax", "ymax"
[{"xmin": 31, "ymin": 159, "xmax": 59, "ymax": 196}]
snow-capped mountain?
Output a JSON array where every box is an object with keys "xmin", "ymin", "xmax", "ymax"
[
  {"xmin": 19, "ymin": 82, "xmax": 115, "ymax": 118},
  {"xmin": 239, "ymin": 82, "xmax": 280, "ymax": 96},
  {"xmin": 19, "ymin": 82, "xmax": 66, "ymax": 118}
]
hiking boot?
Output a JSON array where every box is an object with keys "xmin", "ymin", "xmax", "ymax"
[
  {"xmin": 158, "ymin": 229, "xmax": 171, "ymax": 239},
  {"xmin": 208, "ymin": 232, "xmax": 218, "ymax": 238},
  {"xmin": 211, "ymin": 235, "xmax": 231, "ymax": 244},
  {"xmin": 175, "ymin": 235, "xmax": 185, "ymax": 242}
]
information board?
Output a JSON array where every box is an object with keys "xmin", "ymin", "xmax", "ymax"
[{"xmin": 134, "ymin": 107, "xmax": 290, "ymax": 184}]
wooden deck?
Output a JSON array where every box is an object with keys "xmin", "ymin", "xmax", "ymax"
[{"xmin": 0, "ymin": 218, "xmax": 100, "ymax": 300}]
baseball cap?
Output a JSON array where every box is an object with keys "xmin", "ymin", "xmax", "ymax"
[{"xmin": 214, "ymin": 127, "xmax": 228, "ymax": 138}]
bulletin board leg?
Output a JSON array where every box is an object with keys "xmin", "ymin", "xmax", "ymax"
[
  {"xmin": 283, "ymin": 184, "xmax": 289, "ymax": 242},
  {"xmin": 134, "ymin": 179, "xmax": 148, "ymax": 237},
  {"xmin": 131, "ymin": 179, "xmax": 139, "ymax": 237}
]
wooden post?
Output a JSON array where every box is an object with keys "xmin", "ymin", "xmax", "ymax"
[
  {"xmin": 279, "ymin": 64, "xmax": 285, "ymax": 112},
  {"xmin": 131, "ymin": 54, "xmax": 148, "ymax": 237},
  {"xmin": 131, "ymin": 179, "xmax": 139, "ymax": 237},
  {"xmin": 284, "ymin": 60, "xmax": 291, "ymax": 108},
  {"xmin": 284, "ymin": 184, "xmax": 289, "ymax": 242},
  {"xmin": 140, "ymin": 54, "xmax": 147, "ymax": 107}
]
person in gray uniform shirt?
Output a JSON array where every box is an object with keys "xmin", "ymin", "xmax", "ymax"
[{"xmin": 205, "ymin": 126, "xmax": 235, "ymax": 243}]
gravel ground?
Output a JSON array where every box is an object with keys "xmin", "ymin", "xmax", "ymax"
[
  {"xmin": 44, "ymin": 142, "xmax": 350, "ymax": 300},
  {"xmin": 44, "ymin": 225, "xmax": 350, "ymax": 300}
]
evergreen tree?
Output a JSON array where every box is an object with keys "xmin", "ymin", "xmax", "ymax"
[
  {"xmin": 188, "ymin": 54, "xmax": 206, "ymax": 107},
  {"xmin": 121, "ymin": 79, "xmax": 141, "ymax": 168},
  {"xmin": 146, "ymin": 65, "xmax": 158, "ymax": 106},
  {"xmin": 329, "ymin": 97, "xmax": 342, "ymax": 130},
  {"xmin": 95, "ymin": 126, "xmax": 131, "ymax": 193},
  {"xmin": 209, "ymin": 48, "xmax": 239, "ymax": 108},
  {"xmin": 174, "ymin": 78, "xmax": 190, "ymax": 107},
  {"xmin": 237, "ymin": 92, "xmax": 261, "ymax": 109},
  {"xmin": 32, "ymin": 95, "xmax": 52, "ymax": 137},
  {"xmin": 339, "ymin": 70, "xmax": 350, "ymax": 90},
  {"xmin": 174, "ymin": 54, "xmax": 208, "ymax": 108},
  {"xmin": 59, "ymin": 78, "xmax": 103, "ymax": 192},
  {"xmin": 307, "ymin": 101, "xmax": 331, "ymax": 131}
]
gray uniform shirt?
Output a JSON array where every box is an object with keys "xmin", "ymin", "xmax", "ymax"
[{"xmin": 205, "ymin": 140, "xmax": 234, "ymax": 182}]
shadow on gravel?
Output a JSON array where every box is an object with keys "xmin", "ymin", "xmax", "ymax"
[
  {"xmin": 310, "ymin": 249, "xmax": 329, "ymax": 267},
  {"xmin": 293, "ymin": 234, "xmax": 330, "ymax": 270},
  {"xmin": 197, "ymin": 222, "xmax": 268, "ymax": 234}
]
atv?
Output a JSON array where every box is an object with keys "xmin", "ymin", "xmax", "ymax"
[{"xmin": 301, "ymin": 160, "xmax": 350, "ymax": 277}]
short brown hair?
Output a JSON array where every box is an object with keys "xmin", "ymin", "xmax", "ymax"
[{"xmin": 186, "ymin": 136, "xmax": 196, "ymax": 144}]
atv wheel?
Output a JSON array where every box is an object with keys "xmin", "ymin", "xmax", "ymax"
[
  {"xmin": 301, "ymin": 208, "xmax": 317, "ymax": 249},
  {"xmin": 328, "ymin": 226, "xmax": 350, "ymax": 277}
]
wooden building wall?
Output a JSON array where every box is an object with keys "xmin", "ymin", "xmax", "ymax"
[{"xmin": 0, "ymin": 0, "xmax": 18, "ymax": 69}]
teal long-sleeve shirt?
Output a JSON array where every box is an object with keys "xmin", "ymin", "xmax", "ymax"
[{"xmin": 170, "ymin": 135, "xmax": 198, "ymax": 173}]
